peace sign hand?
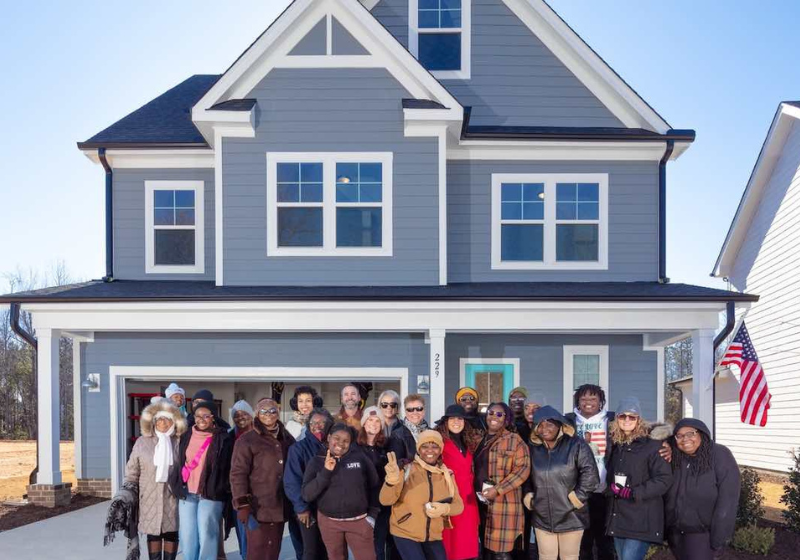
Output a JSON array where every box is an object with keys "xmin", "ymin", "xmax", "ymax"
[
  {"xmin": 324, "ymin": 449, "xmax": 337, "ymax": 472},
  {"xmin": 384, "ymin": 451, "xmax": 401, "ymax": 485}
]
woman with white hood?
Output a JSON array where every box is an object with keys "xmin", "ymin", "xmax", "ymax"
[{"xmin": 125, "ymin": 397, "xmax": 187, "ymax": 560}]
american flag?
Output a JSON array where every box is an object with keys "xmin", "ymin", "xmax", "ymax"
[{"xmin": 718, "ymin": 322, "xmax": 771, "ymax": 427}]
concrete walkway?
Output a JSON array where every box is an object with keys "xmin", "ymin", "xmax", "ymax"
[{"xmin": 0, "ymin": 501, "xmax": 298, "ymax": 559}]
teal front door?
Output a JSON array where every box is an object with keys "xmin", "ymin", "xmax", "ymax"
[{"xmin": 464, "ymin": 362, "xmax": 515, "ymax": 411}]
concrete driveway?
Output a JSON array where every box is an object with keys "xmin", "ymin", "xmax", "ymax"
[{"xmin": 0, "ymin": 501, "xmax": 298, "ymax": 559}]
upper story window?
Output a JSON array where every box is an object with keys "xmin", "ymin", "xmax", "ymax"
[
  {"xmin": 410, "ymin": 0, "xmax": 471, "ymax": 79},
  {"xmin": 145, "ymin": 181, "xmax": 205, "ymax": 274},
  {"xmin": 491, "ymin": 173, "xmax": 608, "ymax": 270},
  {"xmin": 267, "ymin": 153, "xmax": 393, "ymax": 257}
]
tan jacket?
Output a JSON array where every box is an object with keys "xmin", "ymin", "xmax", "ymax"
[
  {"xmin": 379, "ymin": 460, "xmax": 464, "ymax": 543},
  {"xmin": 125, "ymin": 436, "xmax": 180, "ymax": 535}
]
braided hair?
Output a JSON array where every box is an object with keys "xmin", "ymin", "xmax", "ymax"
[{"xmin": 672, "ymin": 431, "xmax": 714, "ymax": 474}]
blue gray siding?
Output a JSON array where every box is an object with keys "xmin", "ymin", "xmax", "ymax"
[
  {"xmin": 332, "ymin": 17, "xmax": 369, "ymax": 55},
  {"xmin": 289, "ymin": 16, "xmax": 328, "ymax": 55},
  {"xmin": 223, "ymin": 68, "xmax": 439, "ymax": 286},
  {"xmin": 82, "ymin": 332, "xmax": 429, "ymax": 478},
  {"xmin": 371, "ymin": 0, "xmax": 622, "ymax": 127},
  {"xmin": 447, "ymin": 160, "xmax": 659, "ymax": 282},
  {"xmin": 445, "ymin": 333, "xmax": 658, "ymax": 418},
  {"xmin": 113, "ymin": 168, "xmax": 215, "ymax": 281}
]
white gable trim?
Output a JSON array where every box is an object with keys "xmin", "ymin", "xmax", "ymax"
[
  {"xmin": 81, "ymin": 149, "xmax": 215, "ymax": 169},
  {"xmin": 713, "ymin": 102, "xmax": 800, "ymax": 278},
  {"xmin": 193, "ymin": 0, "xmax": 462, "ymax": 133}
]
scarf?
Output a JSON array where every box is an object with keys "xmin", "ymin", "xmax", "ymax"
[
  {"xmin": 104, "ymin": 480, "xmax": 140, "ymax": 560},
  {"xmin": 413, "ymin": 456, "xmax": 455, "ymax": 499},
  {"xmin": 403, "ymin": 417, "xmax": 429, "ymax": 441},
  {"xmin": 153, "ymin": 414, "xmax": 175, "ymax": 483},
  {"xmin": 292, "ymin": 410, "xmax": 309, "ymax": 426}
]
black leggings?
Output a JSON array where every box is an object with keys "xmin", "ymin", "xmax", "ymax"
[
  {"xmin": 147, "ymin": 532, "xmax": 178, "ymax": 543},
  {"xmin": 668, "ymin": 531, "xmax": 714, "ymax": 560}
]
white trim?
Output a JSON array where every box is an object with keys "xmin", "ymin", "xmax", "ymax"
[
  {"xmin": 72, "ymin": 340, "xmax": 83, "ymax": 479},
  {"xmin": 266, "ymin": 152, "xmax": 393, "ymax": 257},
  {"xmin": 409, "ymin": 0, "xmax": 471, "ymax": 80},
  {"xmin": 36, "ymin": 329, "xmax": 62, "ymax": 485},
  {"xmin": 458, "ymin": 357, "xmax": 522, "ymax": 393},
  {"xmin": 361, "ymin": 0, "xmax": 381, "ymax": 10},
  {"xmin": 656, "ymin": 347, "xmax": 665, "ymax": 422},
  {"xmin": 326, "ymin": 13, "xmax": 333, "ymax": 56},
  {"xmin": 108, "ymin": 365, "xmax": 409, "ymax": 493},
  {"xmin": 214, "ymin": 130, "xmax": 224, "ymax": 286},
  {"xmin": 275, "ymin": 55, "xmax": 380, "ymax": 68},
  {"xmin": 562, "ymin": 345, "xmax": 609, "ymax": 413},
  {"xmin": 491, "ymin": 173, "xmax": 608, "ymax": 270},
  {"xmin": 437, "ymin": 129, "xmax": 448, "ymax": 285},
  {"xmin": 144, "ymin": 181, "xmax": 205, "ymax": 274},
  {"xmin": 450, "ymin": 141, "xmax": 670, "ymax": 162},
  {"xmin": 81, "ymin": 149, "xmax": 215, "ymax": 169}
]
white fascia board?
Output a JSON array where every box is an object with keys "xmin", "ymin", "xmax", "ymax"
[
  {"xmin": 403, "ymin": 108, "xmax": 463, "ymax": 122},
  {"xmin": 360, "ymin": 0, "xmax": 380, "ymax": 10},
  {"xmin": 192, "ymin": 108, "xmax": 256, "ymax": 147},
  {"xmin": 713, "ymin": 103, "xmax": 800, "ymax": 277},
  {"xmin": 503, "ymin": 0, "xmax": 671, "ymax": 134},
  {"xmin": 450, "ymin": 140, "xmax": 668, "ymax": 161},
  {"xmin": 80, "ymin": 149, "xmax": 215, "ymax": 169},
  {"xmin": 670, "ymin": 141, "xmax": 692, "ymax": 161}
]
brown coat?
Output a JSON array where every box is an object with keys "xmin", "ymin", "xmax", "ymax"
[
  {"xmin": 230, "ymin": 419, "xmax": 296, "ymax": 523},
  {"xmin": 379, "ymin": 459, "xmax": 464, "ymax": 543},
  {"xmin": 124, "ymin": 399, "xmax": 186, "ymax": 536}
]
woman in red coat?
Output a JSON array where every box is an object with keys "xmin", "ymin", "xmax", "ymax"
[{"xmin": 435, "ymin": 404, "xmax": 481, "ymax": 560}]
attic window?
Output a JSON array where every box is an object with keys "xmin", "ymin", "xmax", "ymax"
[{"xmin": 410, "ymin": 0, "xmax": 470, "ymax": 79}]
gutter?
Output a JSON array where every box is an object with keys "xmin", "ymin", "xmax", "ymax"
[
  {"xmin": 10, "ymin": 302, "xmax": 39, "ymax": 486},
  {"xmin": 711, "ymin": 300, "xmax": 736, "ymax": 440},
  {"xmin": 658, "ymin": 140, "xmax": 675, "ymax": 283},
  {"xmin": 98, "ymin": 148, "xmax": 114, "ymax": 282}
]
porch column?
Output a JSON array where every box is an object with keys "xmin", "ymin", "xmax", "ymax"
[
  {"xmin": 427, "ymin": 329, "xmax": 446, "ymax": 422},
  {"xmin": 691, "ymin": 328, "xmax": 715, "ymax": 435},
  {"xmin": 37, "ymin": 328, "xmax": 62, "ymax": 485}
]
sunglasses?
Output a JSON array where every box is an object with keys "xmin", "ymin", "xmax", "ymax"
[
  {"xmin": 675, "ymin": 430, "xmax": 699, "ymax": 442},
  {"xmin": 487, "ymin": 410, "xmax": 506, "ymax": 418},
  {"xmin": 458, "ymin": 395, "xmax": 476, "ymax": 402},
  {"xmin": 617, "ymin": 413, "xmax": 639, "ymax": 422},
  {"xmin": 405, "ymin": 406, "xmax": 424, "ymax": 413},
  {"xmin": 380, "ymin": 402, "xmax": 398, "ymax": 409},
  {"xmin": 259, "ymin": 408, "xmax": 279, "ymax": 416}
]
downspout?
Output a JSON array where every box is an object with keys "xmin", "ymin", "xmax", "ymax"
[
  {"xmin": 98, "ymin": 148, "xmax": 114, "ymax": 282},
  {"xmin": 711, "ymin": 300, "xmax": 736, "ymax": 440},
  {"xmin": 658, "ymin": 139, "xmax": 675, "ymax": 283},
  {"xmin": 10, "ymin": 302, "xmax": 39, "ymax": 486}
]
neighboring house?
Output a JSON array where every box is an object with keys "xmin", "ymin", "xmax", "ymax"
[
  {"xmin": 1, "ymin": 0, "xmax": 754, "ymax": 505},
  {"xmin": 668, "ymin": 376, "xmax": 694, "ymax": 419},
  {"xmin": 712, "ymin": 101, "xmax": 800, "ymax": 473}
]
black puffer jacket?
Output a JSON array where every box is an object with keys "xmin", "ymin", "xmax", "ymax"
[
  {"xmin": 605, "ymin": 424, "xmax": 673, "ymax": 543},
  {"xmin": 665, "ymin": 419, "xmax": 740, "ymax": 550},
  {"xmin": 388, "ymin": 424, "xmax": 418, "ymax": 465},
  {"xmin": 525, "ymin": 406, "xmax": 600, "ymax": 533}
]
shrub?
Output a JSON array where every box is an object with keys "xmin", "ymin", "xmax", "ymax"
[
  {"xmin": 730, "ymin": 525, "xmax": 775, "ymax": 555},
  {"xmin": 782, "ymin": 448, "xmax": 800, "ymax": 533},
  {"xmin": 737, "ymin": 466, "xmax": 764, "ymax": 527}
]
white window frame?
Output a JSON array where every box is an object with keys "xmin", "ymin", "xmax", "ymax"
[
  {"xmin": 563, "ymin": 345, "xmax": 609, "ymax": 413},
  {"xmin": 266, "ymin": 152, "xmax": 393, "ymax": 257},
  {"xmin": 145, "ymin": 180, "xmax": 205, "ymax": 274},
  {"xmin": 409, "ymin": 0, "xmax": 471, "ymax": 80},
  {"xmin": 491, "ymin": 173, "xmax": 608, "ymax": 270}
]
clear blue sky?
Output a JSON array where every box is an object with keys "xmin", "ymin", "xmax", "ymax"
[{"xmin": 1, "ymin": 0, "xmax": 797, "ymax": 290}]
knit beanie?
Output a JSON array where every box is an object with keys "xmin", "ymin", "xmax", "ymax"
[
  {"xmin": 165, "ymin": 383, "xmax": 185, "ymax": 399},
  {"xmin": 510, "ymin": 386, "xmax": 528, "ymax": 398},
  {"xmin": 229, "ymin": 400, "xmax": 255, "ymax": 425},
  {"xmin": 455, "ymin": 387, "xmax": 479, "ymax": 403},
  {"xmin": 361, "ymin": 405, "xmax": 386, "ymax": 428},
  {"xmin": 416, "ymin": 429, "xmax": 443, "ymax": 452}
]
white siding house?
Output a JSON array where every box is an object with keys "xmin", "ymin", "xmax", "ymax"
[{"xmin": 713, "ymin": 101, "xmax": 800, "ymax": 473}]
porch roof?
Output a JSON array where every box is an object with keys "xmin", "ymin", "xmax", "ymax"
[{"xmin": 0, "ymin": 280, "xmax": 757, "ymax": 304}]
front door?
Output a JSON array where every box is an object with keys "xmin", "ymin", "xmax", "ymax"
[{"xmin": 464, "ymin": 362, "xmax": 515, "ymax": 412}]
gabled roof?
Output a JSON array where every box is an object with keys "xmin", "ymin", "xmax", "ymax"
[
  {"xmin": 713, "ymin": 101, "xmax": 800, "ymax": 278},
  {"xmin": 78, "ymin": 75, "xmax": 220, "ymax": 149}
]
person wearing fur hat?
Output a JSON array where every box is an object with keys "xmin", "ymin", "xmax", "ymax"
[
  {"xmin": 230, "ymin": 397, "xmax": 296, "ymax": 560},
  {"xmin": 665, "ymin": 419, "xmax": 740, "ymax": 560},
  {"xmin": 357, "ymin": 406, "xmax": 392, "ymax": 560},
  {"xmin": 165, "ymin": 383, "xmax": 187, "ymax": 417},
  {"xmin": 380, "ymin": 430, "xmax": 464, "ymax": 560},
  {"xmin": 170, "ymin": 398, "xmax": 235, "ymax": 560},
  {"xmin": 604, "ymin": 397, "xmax": 672, "ymax": 560},
  {"xmin": 523, "ymin": 406, "xmax": 599, "ymax": 560},
  {"xmin": 287, "ymin": 386, "xmax": 323, "ymax": 440},
  {"xmin": 124, "ymin": 399, "xmax": 187, "ymax": 560},
  {"xmin": 434, "ymin": 405, "xmax": 480, "ymax": 560},
  {"xmin": 454, "ymin": 386, "xmax": 486, "ymax": 431},
  {"xmin": 474, "ymin": 402, "xmax": 531, "ymax": 560}
]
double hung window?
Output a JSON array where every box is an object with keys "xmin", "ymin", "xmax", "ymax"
[
  {"xmin": 145, "ymin": 181, "xmax": 205, "ymax": 274},
  {"xmin": 563, "ymin": 346, "xmax": 609, "ymax": 412},
  {"xmin": 410, "ymin": 0, "xmax": 470, "ymax": 78}
]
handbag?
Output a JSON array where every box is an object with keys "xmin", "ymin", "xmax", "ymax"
[{"xmin": 181, "ymin": 437, "xmax": 212, "ymax": 483}]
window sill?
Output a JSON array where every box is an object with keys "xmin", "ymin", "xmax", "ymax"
[
  {"xmin": 430, "ymin": 68, "xmax": 470, "ymax": 80},
  {"xmin": 491, "ymin": 260, "xmax": 609, "ymax": 271},
  {"xmin": 146, "ymin": 264, "xmax": 205, "ymax": 274},
  {"xmin": 267, "ymin": 247, "xmax": 393, "ymax": 257}
]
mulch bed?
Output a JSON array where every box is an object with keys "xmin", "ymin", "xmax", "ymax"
[
  {"xmin": 650, "ymin": 521, "xmax": 799, "ymax": 560},
  {"xmin": 0, "ymin": 493, "xmax": 106, "ymax": 533}
]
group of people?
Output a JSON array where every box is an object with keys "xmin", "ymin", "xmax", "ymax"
[{"xmin": 116, "ymin": 381, "xmax": 741, "ymax": 560}]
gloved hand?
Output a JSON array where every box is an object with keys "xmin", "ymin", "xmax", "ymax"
[
  {"xmin": 237, "ymin": 506, "xmax": 251, "ymax": 524},
  {"xmin": 425, "ymin": 502, "xmax": 451, "ymax": 519},
  {"xmin": 384, "ymin": 451, "xmax": 401, "ymax": 485},
  {"xmin": 612, "ymin": 483, "xmax": 633, "ymax": 500},
  {"xmin": 523, "ymin": 492, "xmax": 535, "ymax": 511}
]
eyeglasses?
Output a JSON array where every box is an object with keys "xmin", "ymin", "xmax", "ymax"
[
  {"xmin": 380, "ymin": 402, "xmax": 398, "ymax": 409},
  {"xmin": 458, "ymin": 395, "xmax": 476, "ymax": 402},
  {"xmin": 509, "ymin": 396, "xmax": 526, "ymax": 402},
  {"xmin": 155, "ymin": 417, "xmax": 173, "ymax": 423},
  {"xmin": 487, "ymin": 410, "xmax": 506, "ymax": 418},
  {"xmin": 309, "ymin": 420, "xmax": 327, "ymax": 428},
  {"xmin": 405, "ymin": 406, "xmax": 424, "ymax": 413},
  {"xmin": 259, "ymin": 408, "xmax": 279, "ymax": 416},
  {"xmin": 617, "ymin": 414, "xmax": 639, "ymax": 422},
  {"xmin": 675, "ymin": 430, "xmax": 700, "ymax": 442},
  {"xmin": 194, "ymin": 413, "xmax": 213, "ymax": 421}
]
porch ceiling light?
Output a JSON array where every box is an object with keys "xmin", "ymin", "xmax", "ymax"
[
  {"xmin": 337, "ymin": 176, "xmax": 351, "ymax": 183},
  {"xmin": 82, "ymin": 373, "xmax": 101, "ymax": 393}
]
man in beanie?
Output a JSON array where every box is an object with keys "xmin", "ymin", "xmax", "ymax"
[
  {"xmin": 455, "ymin": 386, "xmax": 486, "ymax": 431},
  {"xmin": 508, "ymin": 386, "xmax": 529, "ymax": 434},
  {"xmin": 187, "ymin": 389, "xmax": 230, "ymax": 430},
  {"xmin": 165, "ymin": 383, "xmax": 187, "ymax": 416}
]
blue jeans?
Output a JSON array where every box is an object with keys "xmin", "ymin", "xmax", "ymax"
[
  {"xmin": 235, "ymin": 515, "xmax": 248, "ymax": 559},
  {"xmin": 614, "ymin": 537, "xmax": 651, "ymax": 560},
  {"xmin": 178, "ymin": 493, "xmax": 224, "ymax": 560},
  {"xmin": 393, "ymin": 536, "xmax": 447, "ymax": 560}
]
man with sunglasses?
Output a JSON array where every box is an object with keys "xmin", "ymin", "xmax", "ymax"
[
  {"xmin": 387, "ymin": 394, "xmax": 429, "ymax": 466},
  {"xmin": 377, "ymin": 389, "xmax": 402, "ymax": 436},
  {"xmin": 455, "ymin": 386, "xmax": 487, "ymax": 431}
]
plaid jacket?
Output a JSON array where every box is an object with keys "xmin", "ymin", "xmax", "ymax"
[{"xmin": 481, "ymin": 429, "xmax": 531, "ymax": 552}]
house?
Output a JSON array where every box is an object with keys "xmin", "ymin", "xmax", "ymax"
[
  {"xmin": 1, "ymin": 0, "xmax": 755, "ymax": 507},
  {"xmin": 711, "ymin": 101, "xmax": 800, "ymax": 473}
]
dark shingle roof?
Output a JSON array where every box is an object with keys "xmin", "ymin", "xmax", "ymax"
[
  {"xmin": 78, "ymin": 75, "xmax": 220, "ymax": 149},
  {"xmin": 209, "ymin": 99, "xmax": 258, "ymax": 111},
  {"xmin": 0, "ymin": 280, "xmax": 757, "ymax": 304}
]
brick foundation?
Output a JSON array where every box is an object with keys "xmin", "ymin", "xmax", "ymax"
[
  {"xmin": 26, "ymin": 483, "xmax": 72, "ymax": 508},
  {"xmin": 76, "ymin": 478, "xmax": 112, "ymax": 499}
]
